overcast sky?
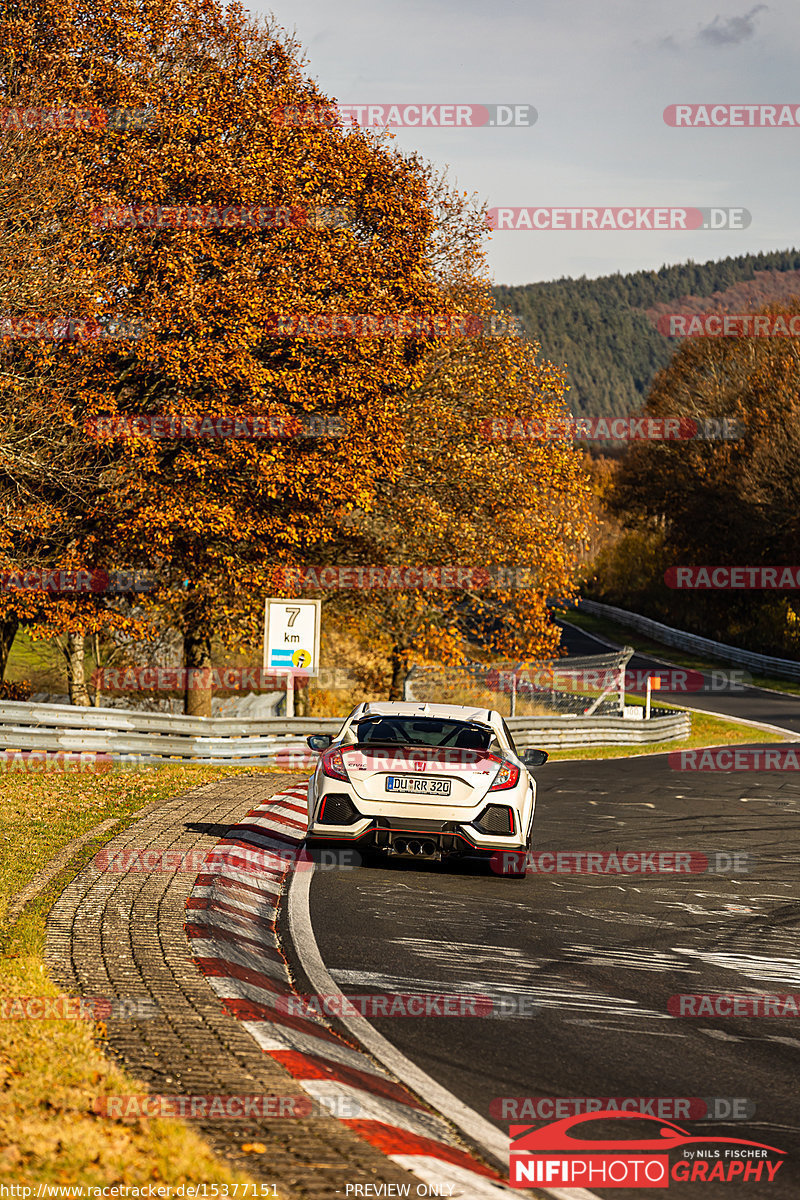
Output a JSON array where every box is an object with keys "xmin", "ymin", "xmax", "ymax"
[{"xmin": 250, "ymin": 0, "xmax": 800, "ymax": 286}]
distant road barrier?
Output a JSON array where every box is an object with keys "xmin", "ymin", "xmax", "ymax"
[
  {"xmin": 576, "ymin": 600, "xmax": 800, "ymax": 683},
  {"xmin": 507, "ymin": 711, "xmax": 690, "ymax": 748},
  {"xmin": 0, "ymin": 696, "xmax": 689, "ymax": 762}
]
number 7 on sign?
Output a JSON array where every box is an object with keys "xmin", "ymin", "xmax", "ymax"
[{"xmin": 286, "ymin": 607, "xmax": 300, "ymax": 627}]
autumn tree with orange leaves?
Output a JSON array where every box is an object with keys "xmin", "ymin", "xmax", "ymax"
[
  {"xmin": 0, "ymin": 0, "xmax": 471, "ymax": 712},
  {"xmin": 0, "ymin": 0, "xmax": 594, "ymax": 711},
  {"xmin": 601, "ymin": 301, "xmax": 800, "ymax": 653},
  {"xmin": 299, "ymin": 284, "xmax": 592, "ymax": 698},
  {"xmin": 0, "ymin": 73, "xmax": 151, "ymax": 699},
  {"xmin": 271, "ymin": 180, "xmax": 592, "ymax": 698}
]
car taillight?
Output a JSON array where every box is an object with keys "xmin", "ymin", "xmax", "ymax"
[
  {"xmin": 320, "ymin": 746, "xmax": 349, "ymax": 781},
  {"xmin": 489, "ymin": 760, "xmax": 520, "ymax": 791}
]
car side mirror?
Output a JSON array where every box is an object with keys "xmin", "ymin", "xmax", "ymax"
[
  {"xmin": 306, "ymin": 734, "xmax": 333, "ymax": 752},
  {"xmin": 521, "ymin": 748, "xmax": 548, "ymax": 768}
]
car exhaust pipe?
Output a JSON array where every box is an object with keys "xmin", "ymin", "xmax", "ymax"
[
  {"xmin": 407, "ymin": 839, "xmax": 421, "ymax": 855},
  {"xmin": 394, "ymin": 838, "xmax": 407, "ymax": 855},
  {"xmin": 420, "ymin": 840, "xmax": 436, "ymax": 856}
]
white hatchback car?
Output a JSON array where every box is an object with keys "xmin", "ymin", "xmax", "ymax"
[{"xmin": 304, "ymin": 701, "xmax": 547, "ymax": 877}]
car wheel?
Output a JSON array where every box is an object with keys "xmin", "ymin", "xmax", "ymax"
[
  {"xmin": 503, "ymin": 852, "xmax": 528, "ymax": 879},
  {"xmin": 502, "ymin": 820, "xmax": 533, "ymax": 879}
]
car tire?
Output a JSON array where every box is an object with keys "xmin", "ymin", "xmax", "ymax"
[
  {"xmin": 504, "ymin": 853, "xmax": 528, "ymax": 879},
  {"xmin": 504, "ymin": 819, "xmax": 533, "ymax": 879}
]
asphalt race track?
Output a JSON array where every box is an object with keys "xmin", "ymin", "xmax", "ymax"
[
  {"xmin": 557, "ymin": 618, "xmax": 800, "ymax": 737},
  {"xmin": 287, "ymin": 631, "xmax": 800, "ymax": 1198}
]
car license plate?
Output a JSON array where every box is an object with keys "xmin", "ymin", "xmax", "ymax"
[{"xmin": 385, "ymin": 775, "xmax": 451, "ymax": 796}]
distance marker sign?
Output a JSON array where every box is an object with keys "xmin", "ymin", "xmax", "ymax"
[{"xmin": 263, "ymin": 599, "xmax": 321, "ymax": 675}]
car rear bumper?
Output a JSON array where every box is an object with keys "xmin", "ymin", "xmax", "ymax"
[{"xmin": 306, "ymin": 813, "xmax": 530, "ymax": 858}]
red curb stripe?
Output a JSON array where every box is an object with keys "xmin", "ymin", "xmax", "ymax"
[
  {"xmin": 269, "ymin": 1050, "xmax": 428, "ymax": 1111},
  {"xmin": 205, "ymin": 863, "xmax": 287, "ymax": 883},
  {"xmin": 217, "ymin": 827, "xmax": 298, "ymax": 849},
  {"xmin": 245, "ymin": 810, "xmax": 307, "ymax": 831},
  {"xmin": 186, "ymin": 897, "xmax": 278, "ymax": 934},
  {"xmin": 188, "ymin": 891, "xmax": 278, "ymax": 919},
  {"xmin": 224, "ymin": 996, "xmax": 343, "ymax": 1045},
  {"xmin": 215, "ymin": 829, "xmax": 296, "ymax": 851},
  {"xmin": 192, "ymin": 875, "xmax": 284, "ymax": 901},
  {"xmin": 193, "ymin": 956, "xmax": 288, "ymax": 997},
  {"xmin": 251, "ymin": 800, "xmax": 307, "ymax": 815},
  {"xmin": 213, "ymin": 837, "xmax": 296, "ymax": 861},
  {"xmin": 342, "ymin": 1120, "xmax": 499, "ymax": 1177},
  {"xmin": 185, "ymin": 905, "xmax": 262, "ymax": 924},
  {"xmin": 244, "ymin": 806, "xmax": 306, "ymax": 823},
  {"xmin": 185, "ymin": 921, "xmax": 283, "ymax": 960},
  {"xmin": 233, "ymin": 821, "xmax": 299, "ymax": 841},
  {"xmin": 232, "ymin": 830, "xmax": 302, "ymax": 849},
  {"xmin": 247, "ymin": 808, "xmax": 306, "ymax": 826}
]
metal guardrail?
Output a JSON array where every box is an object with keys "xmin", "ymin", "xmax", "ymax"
[
  {"xmin": 0, "ymin": 697, "xmax": 689, "ymax": 760},
  {"xmin": 0, "ymin": 700, "xmax": 338, "ymax": 763},
  {"xmin": 577, "ymin": 599, "xmax": 800, "ymax": 683},
  {"xmin": 507, "ymin": 711, "xmax": 690, "ymax": 748}
]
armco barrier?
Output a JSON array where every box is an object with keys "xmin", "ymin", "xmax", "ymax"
[
  {"xmin": 507, "ymin": 710, "xmax": 689, "ymax": 748},
  {"xmin": 0, "ymin": 701, "xmax": 333, "ymax": 764},
  {"xmin": 0, "ymin": 697, "xmax": 689, "ymax": 761},
  {"xmin": 577, "ymin": 599, "xmax": 800, "ymax": 683}
]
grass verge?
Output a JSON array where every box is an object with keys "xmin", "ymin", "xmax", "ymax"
[{"xmin": 0, "ymin": 763, "xmax": 295, "ymax": 1190}]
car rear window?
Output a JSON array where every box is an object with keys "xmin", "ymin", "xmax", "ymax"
[{"xmin": 354, "ymin": 716, "xmax": 492, "ymax": 750}]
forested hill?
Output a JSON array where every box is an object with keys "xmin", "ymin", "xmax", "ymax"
[{"xmin": 493, "ymin": 249, "xmax": 800, "ymax": 418}]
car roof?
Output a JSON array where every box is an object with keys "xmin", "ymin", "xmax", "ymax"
[{"xmin": 354, "ymin": 701, "xmax": 498, "ymax": 724}]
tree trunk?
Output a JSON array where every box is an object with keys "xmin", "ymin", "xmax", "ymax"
[
  {"xmin": 294, "ymin": 680, "xmax": 309, "ymax": 717},
  {"xmin": 66, "ymin": 632, "xmax": 92, "ymax": 706},
  {"xmin": 184, "ymin": 627, "xmax": 213, "ymax": 717},
  {"xmin": 90, "ymin": 632, "xmax": 102, "ymax": 706},
  {"xmin": 388, "ymin": 645, "xmax": 407, "ymax": 701},
  {"xmin": 0, "ymin": 617, "xmax": 19, "ymax": 685}
]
